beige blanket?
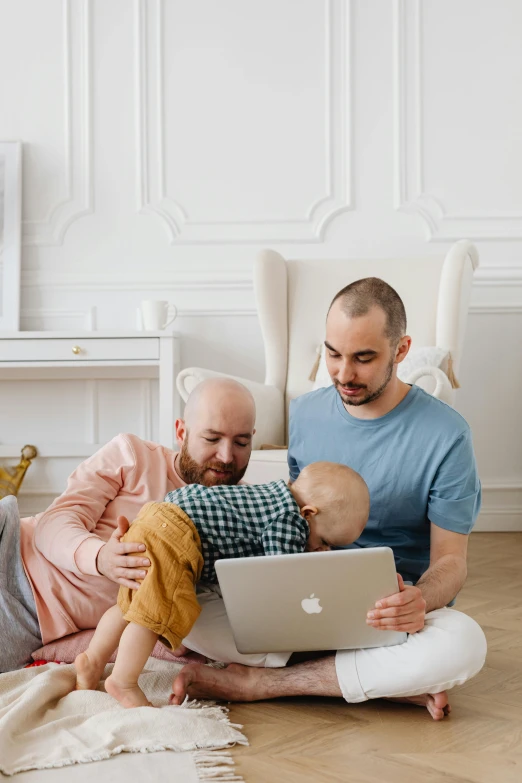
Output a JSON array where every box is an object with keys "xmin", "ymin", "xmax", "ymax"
[{"xmin": 0, "ymin": 661, "xmax": 247, "ymax": 777}]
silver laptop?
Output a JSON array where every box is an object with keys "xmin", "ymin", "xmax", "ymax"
[{"xmin": 215, "ymin": 547, "xmax": 407, "ymax": 653}]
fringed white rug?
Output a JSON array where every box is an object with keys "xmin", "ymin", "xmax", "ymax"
[{"xmin": 0, "ymin": 660, "xmax": 247, "ymax": 780}]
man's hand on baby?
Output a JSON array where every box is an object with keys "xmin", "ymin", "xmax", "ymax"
[
  {"xmin": 96, "ymin": 515, "xmax": 150, "ymax": 589},
  {"xmin": 366, "ymin": 574, "xmax": 426, "ymax": 634}
]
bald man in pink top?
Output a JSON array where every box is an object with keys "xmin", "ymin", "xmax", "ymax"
[{"xmin": 0, "ymin": 379, "xmax": 256, "ymax": 672}]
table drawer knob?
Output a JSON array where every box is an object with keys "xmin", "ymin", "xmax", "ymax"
[{"xmin": 72, "ymin": 345, "xmax": 82, "ymax": 355}]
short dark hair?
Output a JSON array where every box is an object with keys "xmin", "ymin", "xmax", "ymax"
[{"xmin": 329, "ymin": 277, "xmax": 407, "ymax": 346}]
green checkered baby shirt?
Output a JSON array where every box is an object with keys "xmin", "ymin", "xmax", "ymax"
[{"xmin": 164, "ymin": 480, "xmax": 309, "ymax": 582}]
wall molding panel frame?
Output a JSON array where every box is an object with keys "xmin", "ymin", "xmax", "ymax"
[
  {"xmin": 21, "ymin": 269, "xmax": 253, "ymax": 292},
  {"xmin": 20, "ymin": 308, "xmax": 96, "ymax": 331},
  {"xmin": 134, "ymin": 0, "xmax": 354, "ymax": 244},
  {"xmin": 393, "ymin": 0, "xmax": 522, "ymax": 242},
  {"xmin": 22, "ymin": 0, "xmax": 93, "ymax": 246}
]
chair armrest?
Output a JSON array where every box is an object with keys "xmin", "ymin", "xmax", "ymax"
[
  {"xmin": 176, "ymin": 367, "xmax": 285, "ymax": 448},
  {"xmin": 244, "ymin": 450, "xmax": 290, "ymax": 484},
  {"xmin": 405, "ymin": 365, "xmax": 455, "ymax": 406}
]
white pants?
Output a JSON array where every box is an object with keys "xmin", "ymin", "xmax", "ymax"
[{"xmin": 183, "ymin": 586, "xmax": 487, "ymax": 702}]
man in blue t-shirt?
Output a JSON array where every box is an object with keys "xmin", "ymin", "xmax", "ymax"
[
  {"xmin": 289, "ymin": 381, "xmax": 481, "ymax": 588},
  {"xmin": 171, "ymin": 277, "xmax": 487, "ymax": 720}
]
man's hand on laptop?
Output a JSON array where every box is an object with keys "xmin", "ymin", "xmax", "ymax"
[{"xmin": 366, "ymin": 574, "xmax": 426, "ymax": 634}]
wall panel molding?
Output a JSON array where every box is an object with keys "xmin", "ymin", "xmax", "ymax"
[
  {"xmin": 474, "ymin": 267, "xmax": 522, "ymax": 287},
  {"xmin": 20, "ymin": 307, "xmax": 96, "ymax": 330},
  {"xmin": 19, "ymin": 265, "xmax": 522, "ymax": 297},
  {"xmin": 23, "ymin": 0, "xmax": 93, "ymax": 246},
  {"xmin": 474, "ymin": 509, "xmax": 522, "ymax": 532},
  {"xmin": 469, "ymin": 306, "xmax": 522, "ymax": 315},
  {"xmin": 21, "ymin": 269, "xmax": 252, "ymax": 292},
  {"xmin": 393, "ymin": 0, "xmax": 522, "ymax": 241},
  {"xmin": 475, "ymin": 482, "xmax": 522, "ymax": 532},
  {"xmin": 134, "ymin": 0, "xmax": 353, "ymax": 243}
]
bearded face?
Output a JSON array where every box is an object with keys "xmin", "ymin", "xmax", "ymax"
[
  {"xmin": 333, "ymin": 353, "xmax": 395, "ymax": 407},
  {"xmin": 177, "ymin": 436, "xmax": 249, "ymax": 486}
]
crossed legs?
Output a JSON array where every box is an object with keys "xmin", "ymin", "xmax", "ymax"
[{"xmin": 171, "ymin": 606, "xmax": 487, "ymax": 720}]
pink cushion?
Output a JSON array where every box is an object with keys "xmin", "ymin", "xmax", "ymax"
[{"xmin": 31, "ymin": 629, "xmax": 206, "ymax": 665}]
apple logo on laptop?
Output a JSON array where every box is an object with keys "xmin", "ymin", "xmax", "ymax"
[{"xmin": 301, "ymin": 593, "xmax": 322, "ymax": 614}]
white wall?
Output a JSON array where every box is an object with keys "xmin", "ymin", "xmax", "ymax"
[{"xmin": 0, "ymin": 0, "xmax": 520, "ymax": 528}]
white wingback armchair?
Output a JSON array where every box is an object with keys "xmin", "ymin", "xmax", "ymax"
[{"xmin": 177, "ymin": 240, "xmax": 479, "ymax": 482}]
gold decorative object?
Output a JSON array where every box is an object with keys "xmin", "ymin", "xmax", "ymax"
[
  {"xmin": 446, "ymin": 353, "xmax": 461, "ymax": 389},
  {"xmin": 72, "ymin": 345, "xmax": 81, "ymax": 354},
  {"xmin": 308, "ymin": 345, "xmax": 322, "ymax": 382},
  {"xmin": 0, "ymin": 445, "xmax": 38, "ymax": 499}
]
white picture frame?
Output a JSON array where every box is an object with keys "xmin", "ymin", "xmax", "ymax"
[{"xmin": 0, "ymin": 141, "xmax": 22, "ymax": 331}]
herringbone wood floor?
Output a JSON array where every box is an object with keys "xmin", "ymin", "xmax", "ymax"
[{"xmin": 229, "ymin": 533, "xmax": 522, "ymax": 783}]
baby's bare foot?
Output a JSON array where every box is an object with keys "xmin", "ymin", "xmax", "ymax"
[
  {"xmin": 105, "ymin": 674, "xmax": 153, "ymax": 708},
  {"xmin": 75, "ymin": 651, "xmax": 106, "ymax": 690}
]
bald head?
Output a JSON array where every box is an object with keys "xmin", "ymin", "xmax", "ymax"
[
  {"xmin": 291, "ymin": 461, "xmax": 370, "ymax": 549},
  {"xmin": 176, "ymin": 378, "xmax": 256, "ymax": 486},
  {"xmin": 184, "ymin": 378, "xmax": 256, "ymax": 429}
]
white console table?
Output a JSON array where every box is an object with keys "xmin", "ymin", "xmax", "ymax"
[{"xmin": 0, "ymin": 331, "xmax": 181, "ymax": 456}]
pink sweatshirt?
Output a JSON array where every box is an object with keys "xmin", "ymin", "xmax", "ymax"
[{"xmin": 20, "ymin": 433, "xmax": 187, "ymax": 644}]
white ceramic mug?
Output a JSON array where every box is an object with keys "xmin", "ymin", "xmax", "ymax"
[{"xmin": 140, "ymin": 300, "xmax": 178, "ymax": 330}]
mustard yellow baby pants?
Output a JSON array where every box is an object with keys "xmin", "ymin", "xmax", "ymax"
[{"xmin": 117, "ymin": 501, "xmax": 203, "ymax": 650}]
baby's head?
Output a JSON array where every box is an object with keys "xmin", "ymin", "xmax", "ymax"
[{"xmin": 289, "ymin": 462, "xmax": 369, "ymax": 551}]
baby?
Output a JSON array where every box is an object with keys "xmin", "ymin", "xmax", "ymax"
[{"xmin": 75, "ymin": 461, "xmax": 369, "ymax": 707}]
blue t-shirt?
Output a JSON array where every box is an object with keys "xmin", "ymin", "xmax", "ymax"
[{"xmin": 288, "ymin": 384, "xmax": 481, "ymax": 583}]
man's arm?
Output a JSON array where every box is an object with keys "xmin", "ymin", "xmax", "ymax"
[
  {"xmin": 33, "ymin": 434, "xmax": 149, "ymax": 586},
  {"xmin": 416, "ymin": 525, "xmax": 468, "ymax": 612},
  {"xmin": 416, "ymin": 428, "xmax": 477, "ymax": 614},
  {"xmin": 366, "ymin": 525, "xmax": 469, "ymax": 633},
  {"xmin": 367, "ymin": 426, "xmax": 479, "ymax": 634}
]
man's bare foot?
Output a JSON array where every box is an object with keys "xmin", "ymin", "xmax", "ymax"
[
  {"xmin": 75, "ymin": 651, "xmax": 106, "ymax": 690},
  {"xmin": 105, "ymin": 674, "xmax": 152, "ymax": 708},
  {"xmin": 170, "ymin": 663, "xmax": 261, "ymax": 705},
  {"xmin": 170, "ymin": 664, "xmax": 451, "ymax": 721},
  {"xmin": 387, "ymin": 692, "xmax": 451, "ymax": 721}
]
